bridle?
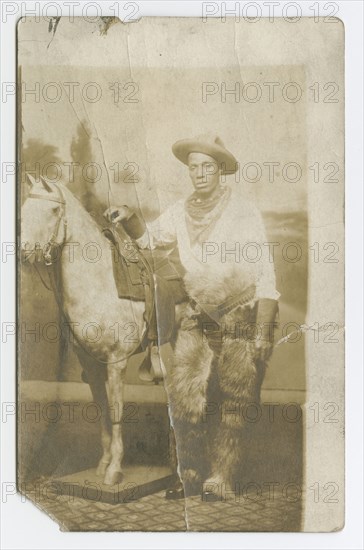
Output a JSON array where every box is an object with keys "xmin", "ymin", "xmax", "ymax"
[{"xmin": 27, "ymin": 181, "xmax": 68, "ymax": 266}]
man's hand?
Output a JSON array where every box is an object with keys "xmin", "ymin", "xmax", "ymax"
[
  {"xmin": 104, "ymin": 205, "xmax": 131, "ymax": 224},
  {"xmin": 254, "ymin": 339, "xmax": 273, "ymax": 362}
]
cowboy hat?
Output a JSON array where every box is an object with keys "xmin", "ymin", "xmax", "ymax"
[{"xmin": 172, "ymin": 134, "xmax": 238, "ymax": 174}]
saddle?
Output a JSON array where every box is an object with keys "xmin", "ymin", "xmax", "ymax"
[{"xmin": 103, "ymin": 224, "xmax": 187, "ymax": 380}]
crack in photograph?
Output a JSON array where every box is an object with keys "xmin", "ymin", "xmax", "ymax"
[{"xmin": 17, "ymin": 14, "xmax": 344, "ymax": 532}]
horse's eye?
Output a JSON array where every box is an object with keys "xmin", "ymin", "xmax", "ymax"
[{"xmin": 52, "ymin": 206, "xmax": 60, "ymax": 213}]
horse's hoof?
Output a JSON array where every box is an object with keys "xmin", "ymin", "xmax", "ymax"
[
  {"xmin": 103, "ymin": 468, "xmax": 123, "ymax": 486},
  {"xmin": 96, "ymin": 461, "xmax": 109, "ymax": 477}
]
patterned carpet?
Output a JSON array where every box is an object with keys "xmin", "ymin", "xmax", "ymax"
[{"xmin": 26, "ymin": 481, "xmax": 302, "ymax": 532}]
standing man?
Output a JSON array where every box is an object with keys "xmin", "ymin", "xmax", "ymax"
[{"xmin": 106, "ymin": 135, "xmax": 279, "ymax": 500}]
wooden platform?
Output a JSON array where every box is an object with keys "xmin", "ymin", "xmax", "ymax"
[{"xmin": 51, "ymin": 465, "xmax": 176, "ymax": 505}]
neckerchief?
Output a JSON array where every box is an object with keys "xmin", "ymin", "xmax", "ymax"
[{"xmin": 184, "ymin": 186, "xmax": 231, "ymax": 245}]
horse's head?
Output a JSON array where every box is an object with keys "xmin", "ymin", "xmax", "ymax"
[{"xmin": 21, "ymin": 175, "xmax": 67, "ymax": 265}]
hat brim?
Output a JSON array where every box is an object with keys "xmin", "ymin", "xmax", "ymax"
[{"xmin": 172, "ymin": 139, "xmax": 238, "ymax": 174}]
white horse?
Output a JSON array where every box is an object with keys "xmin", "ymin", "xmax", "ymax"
[{"xmin": 21, "ymin": 175, "xmax": 146, "ymax": 485}]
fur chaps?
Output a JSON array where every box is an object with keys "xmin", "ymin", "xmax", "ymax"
[{"xmin": 166, "ymin": 269, "xmax": 266, "ymax": 491}]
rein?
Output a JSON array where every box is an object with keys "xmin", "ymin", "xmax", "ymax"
[{"xmin": 26, "ymin": 183, "xmax": 148, "ymax": 366}]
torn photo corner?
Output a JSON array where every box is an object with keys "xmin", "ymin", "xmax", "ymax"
[{"xmin": 17, "ymin": 15, "xmax": 344, "ymax": 532}]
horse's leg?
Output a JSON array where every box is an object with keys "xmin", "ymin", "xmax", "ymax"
[
  {"xmin": 80, "ymin": 357, "xmax": 112, "ymax": 477},
  {"xmin": 103, "ymin": 361, "xmax": 126, "ymax": 486}
]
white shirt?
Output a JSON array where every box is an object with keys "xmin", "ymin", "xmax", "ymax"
[{"xmin": 137, "ymin": 187, "xmax": 279, "ymax": 302}]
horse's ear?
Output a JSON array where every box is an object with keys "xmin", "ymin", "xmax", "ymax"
[
  {"xmin": 39, "ymin": 175, "xmax": 53, "ymax": 193},
  {"xmin": 25, "ymin": 174, "xmax": 53, "ymax": 193}
]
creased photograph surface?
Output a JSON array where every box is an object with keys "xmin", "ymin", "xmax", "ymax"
[{"xmin": 17, "ymin": 16, "xmax": 344, "ymax": 532}]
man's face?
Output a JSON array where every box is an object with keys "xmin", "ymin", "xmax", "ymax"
[{"xmin": 188, "ymin": 152, "xmax": 221, "ymax": 197}]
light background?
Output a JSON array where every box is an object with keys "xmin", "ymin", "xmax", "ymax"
[{"xmin": 19, "ymin": 62, "xmax": 308, "ymax": 393}]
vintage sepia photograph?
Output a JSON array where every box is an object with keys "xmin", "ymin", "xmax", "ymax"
[{"xmin": 16, "ymin": 14, "xmax": 344, "ymax": 533}]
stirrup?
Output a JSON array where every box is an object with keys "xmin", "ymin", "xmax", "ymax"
[{"xmin": 138, "ymin": 344, "xmax": 165, "ymax": 383}]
